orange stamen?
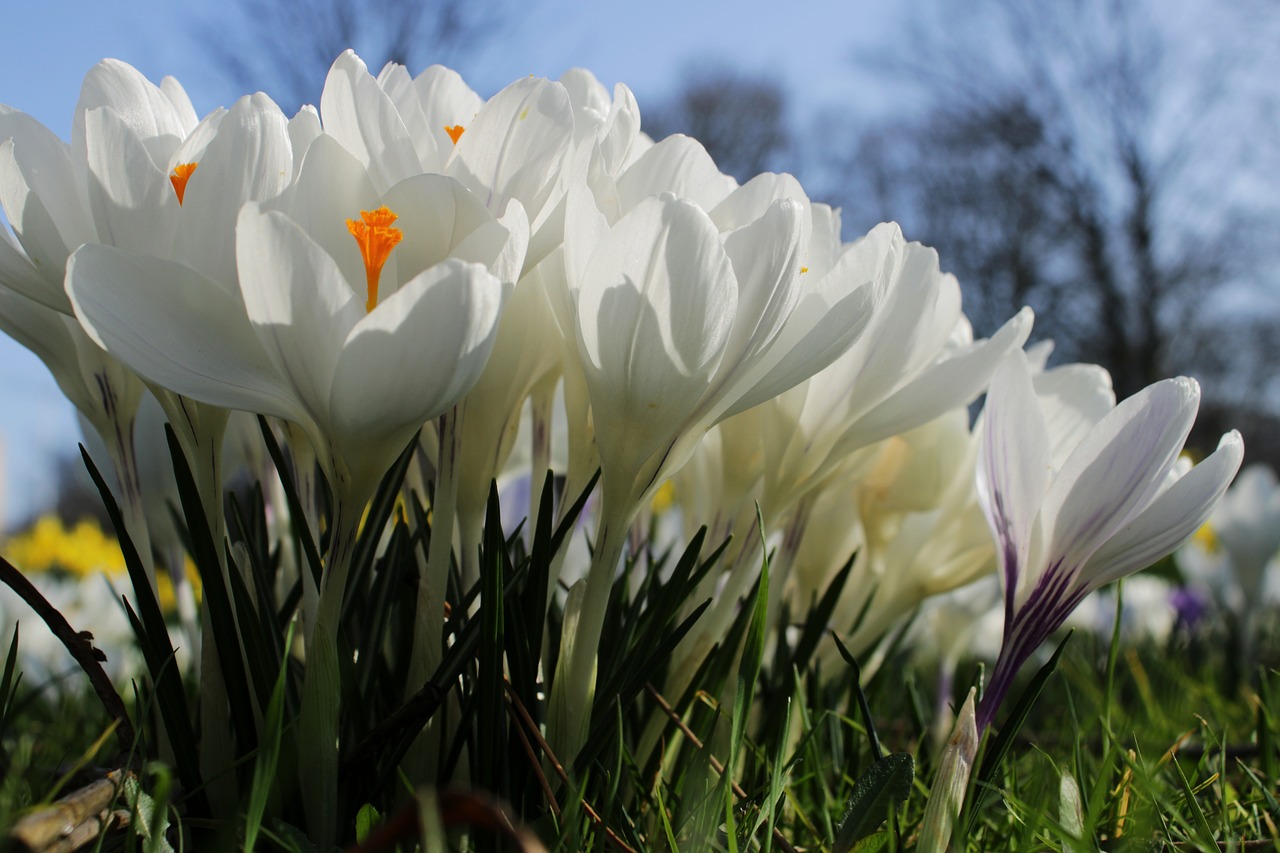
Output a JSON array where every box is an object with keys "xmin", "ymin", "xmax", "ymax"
[
  {"xmin": 346, "ymin": 206, "xmax": 403, "ymax": 312},
  {"xmin": 169, "ymin": 162, "xmax": 199, "ymax": 205},
  {"xmin": 444, "ymin": 125, "xmax": 465, "ymax": 144}
]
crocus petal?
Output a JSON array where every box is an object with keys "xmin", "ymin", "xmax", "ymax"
[
  {"xmin": 718, "ymin": 272, "xmax": 881, "ymax": 420},
  {"xmin": 66, "ymin": 244, "xmax": 305, "ymax": 424},
  {"xmin": 1084, "ymin": 431, "xmax": 1244, "ymax": 588},
  {"xmin": 271, "ymin": 133, "xmax": 379, "ymax": 289},
  {"xmin": 596, "ymin": 84, "xmax": 641, "ymax": 178},
  {"xmin": 73, "ymin": 59, "xmax": 196, "ymax": 171},
  {"xmin": 977, "ymin": 349, "xmax": 1053, "ymax": 604},
  {"xmin": 158, "ymin": 76, "xmax": 199, "ymax": 130},
  {"xmin": 446, "ymin": 76, "xmax": 574, "ymax": 220},
  {"xmin": 485, "ymin": 200, "xmax": 531, "ymax": 286},
  {"xmin": 236, "ymin": 205, "xmax": 363, "ymax": 423},
  {"xmin": 1032, "ymin": 363, "xmax": 1115, "ymax": 469},
  {"xmin": 806, "ymin": 203, "xmax": 843, "ymax": 277},
  {"xmin": 562, "ymin": 182, "xmax": 611, "ymax": 299},
  {"xmin": 0, "ymin": 107, "xmax": 96, "ymax": 249},
  {"xmin": 0, "ymin": 217, "xmax": 52, "ymax": 309},
  {"xmin": 1038, "ymin": 376, "xmax": 1200, "ymax": 575},
  {"xmin": 375, "ymin": 62, "xmax": 440, "ymax": 171},
  {"xmin": 844, "ymin": 238, "xmax": 964, "ymax": 412},
  {"xmin": 329, "ymin": 258, "xmax": 507, "ymax": 445},
  {"xmin": 0, "ymin": 137, "xmax": 82, "ymax": 310},
  {"xmin": 287, "ymin": 107, "xmax": 322, "ymax": 176},
  {"xmin": 0, "ymin": 287, "xmax": 94, "ymax": 413},
  {"xmin": 709, "ymin": 172, "xmax": 809, "ymax": 233},
  {"xmin": 576, "ymin": 194, "xmax": 737, "ymax": 471},
  {"xmin": 171, "ymin": 93, "xmax": 293, "ymax": 289},
  {"xmin": 615, "ymin": 135, "xmax": 737, "ymax": 213},
  {"xmin": 717, "ymin": 197, "xmax": 805, "ymax": 370},
  {"xmin": 848, "ymin": 307, "xmax": 1033, "ymax": 450},
  {"xmin": 578, "ymin": 195, "xmax": 735, "ymax": 379},
  {"xmin": 80, "ymin": 107, "xmax": 178, "ymax": 257},
  {"xmin": 320, "ymin": 50, "xmax": 422, "ymax": 192},
  {"xmin": 379, "ymin": 173, "xmax": 503, "ymax": 284}
]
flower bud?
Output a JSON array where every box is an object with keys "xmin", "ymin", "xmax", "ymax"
[{"xmin": 917, "ymin": 688, "xmax": 979, "ymax": 853}]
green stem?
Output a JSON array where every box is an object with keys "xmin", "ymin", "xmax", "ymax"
[
  {"xmin": 410, "ymin": 408, "xmax": 461, "ymax": 693},
  {"xmin": 401, "ymin": 410, "xmax": 462, "ymax": 782},
  {"xmin": 547, "ymin": 498, "xmax": 630, "ymax": 767},
  {"xmin": 527, "ymin": 375, "xmax": 555, "ymax": 544},
  {"xmin": 1102, "ymin": 577, "xmax": 1125, "ymax": 759},
  {"xmin": 298, "ymin": 493, "xmax": 363, "ymax": 850},
  {"xmin": 101, "ymin": 414, "xmax": 156, "ymax": 596}
]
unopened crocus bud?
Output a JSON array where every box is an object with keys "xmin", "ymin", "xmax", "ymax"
[
  {"xmin": 917, "ymin": 688, "xmax": 979, "ymax": 853},
  {"xmin": 1059, "ymin": 768, "xmax": 1085, "ymax": 842}
]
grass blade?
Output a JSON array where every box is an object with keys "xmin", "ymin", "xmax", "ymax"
[{"xmin": 244, "ymin": 620, "xmax": 296, "ymax": 852}]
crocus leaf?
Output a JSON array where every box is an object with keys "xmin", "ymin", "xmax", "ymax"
[{"xmin": 833, "ymin": 752, "xmax": 914, "ymax": 853}]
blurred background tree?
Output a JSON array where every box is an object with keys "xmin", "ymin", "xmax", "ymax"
[
  {"xmin": 205, "ymin": 0, "xmax": 520, "ymax": 113},
  {"xmin": 647, "ymin": 0, "xmax": 1280, "ymax": 465},
  {"xmin": 642, "ymin": 65, "xmax": 791, "ymax": 183}
]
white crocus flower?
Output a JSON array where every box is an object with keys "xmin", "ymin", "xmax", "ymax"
[
  {"xmin": 1179, "ymin": 463, "xmax": 1280, "ymax": 661},
  {"xmin": 5, "ymin": 69, "xmax": 295, "ymax": 819},
  {"xmin": 974, "ymin": 349, "xmax": 1243, "ymax": 732},
  {"xmin": 822, "ymin": 409, "xmax": 995, "ymax": 657},
  {"xmin": 313, "ymin": 55, "xmax": 587, "ymax": 728},
  {"xmin": 753, "ymin": 226, "xmax": 1033, "ymax": 528},
  {"xmin": 317, "ymin": 51, "xmax": 429, "ymax": 194},
  {"xmin": 376, "ymin": 61, "xmax": 483, "ymax": 174},
  {"xmin": 1, "ymin": 59, "xmax": 198, "ymax": 313},
  {"xmin": 69, "ymin": 148, "xmax": 523, "ymax": 846},
  {"xmin": 88, "ymin": 87, "xmax": 294, "ymax": 514},
  {"xmin": 1211, "ymin": 464, "xmax": 1280, "ymax": 609},
  {"xmin": 547, "ymin": 175, "xmax": 883, "ymax": 763},
  {"xmin": 68, "ymin": 131, "xmax": 526, "ymax": 620},
  {"xmin": 319, "ymin": 51, "xmax": 575, "ymax": 237},
  {"xmin": 2, "ymin": 61, "xmax": 291, "ymax": 594},
  {"xmin": 0, "ymin": 288, "xmax": 145, "ymax": 512}
]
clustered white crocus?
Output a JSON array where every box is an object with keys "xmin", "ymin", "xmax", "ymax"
[{"xmin": 0, "ymin": 50, "xmax": 1251, "ymax": 838}]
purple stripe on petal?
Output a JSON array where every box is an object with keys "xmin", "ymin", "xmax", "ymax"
[{"xmin": 977, "ymin": 576, "xmax": 1089, "ymax": 732}]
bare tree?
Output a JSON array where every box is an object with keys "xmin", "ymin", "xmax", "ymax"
[
  {"xmin": 203, "ymin": 0, "xmax": 519, "ymax": 112},
  {"xmin": 644, "ymin": 66, "xmax": 791, "ymax": 183},
  {"xmin": 817, "ymin": 0, "xmax": 1280, "ymax": 417}
]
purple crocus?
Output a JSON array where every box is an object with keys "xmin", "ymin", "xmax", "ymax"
[{"xmin": 974, "ymin": 350, "xmax": 1242, "ymax": 732}]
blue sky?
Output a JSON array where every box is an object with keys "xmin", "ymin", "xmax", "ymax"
[{"xmin": 0, "ymin": 0, "xmax": 908, "ymax": 527}]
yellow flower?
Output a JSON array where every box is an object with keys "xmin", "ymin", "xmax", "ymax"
[
  {"xmin": 649, "ymin": 480, "xmax": 677, "ymax": 516},
  {"xmin": 5, "ymin": 515, "xmax": 127, "ymax": 579},
  {"xmin": 1191, "ymin": 521, "xmax": 1219, "ymax": 553}
]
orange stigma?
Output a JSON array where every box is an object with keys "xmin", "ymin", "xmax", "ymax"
[
  {"xmin": 347, "ymin": 206, "xmax": 403, "ymax": 312},
  {"xmin": 444, "ymin": 124, "xmax": 465, "ymax": 144},
  {"xmin": 169, "ymin": 162, "xmax": 199, "ymax": 205}
]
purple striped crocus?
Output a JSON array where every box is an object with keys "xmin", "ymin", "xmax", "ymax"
[{"xmin": 974, "ymin": 349, "xmax": 1242, "ymax": 732}]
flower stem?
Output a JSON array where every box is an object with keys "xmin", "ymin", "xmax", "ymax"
[
  {"xmin": 527, "ymin": 376, "xmax": 555, "ymax": 546},
  {"xmin": 975, "ymin": 642, "xmax": 1022, "ymax": 734},
  {"xmin": 402, "ymin": 409, "xmax": 462, "ymax": 781},
  {"xmin": 410, "ymin": 407, "xmax": 461, "ymax": 693},
  {"xmin": 547, "ymin": 499, "xmax": 630, "ymax": 767},
  {"xmin": 298, "ymin": 493, "xmax": 363, "ymax": 850}
]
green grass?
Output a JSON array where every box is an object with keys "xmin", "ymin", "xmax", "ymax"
[
  {"xmin": 2, "ymin": 454, "xmax": 1278, "ymax": 850},
  {"xmin": 3, "ymin": 609, "xmax": 1277, "ymax": 850}
]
